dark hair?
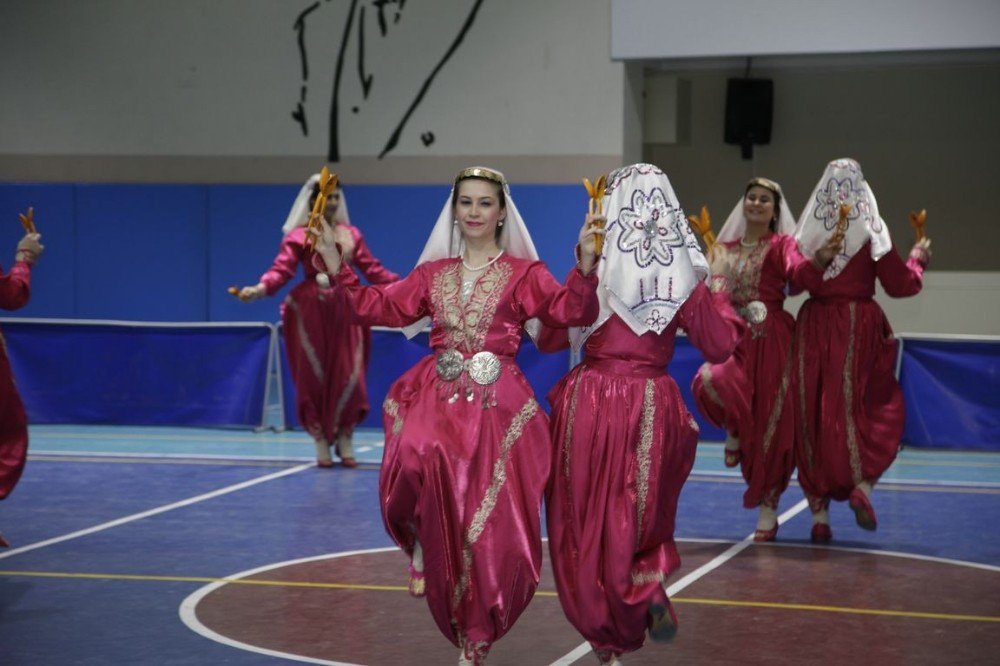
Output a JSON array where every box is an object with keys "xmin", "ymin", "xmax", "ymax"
[
  {"xmin": 745, "ymin": 178, "xmax": 782, "ymax": 232},
  {"xmin": 452, "ymin": 176, "xmax": 507, "ymax": 241}
]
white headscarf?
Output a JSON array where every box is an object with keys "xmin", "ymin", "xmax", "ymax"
[
  {"xmin": 717, "ymin": 177, "xmax": 797, "ymax": 243},
  {"xmin": 281, "ymin": 172, "xmax": 350, "ymax": 235},
  {"xmin": 401, "ymin": 166, "xmax": 540, "ymax": 340},
  {"xmin": 795, "ymin": 158, "xmax": 892, "ymax": 280},
  {"xmin": 569, "ymin": 163, "xmax": 708, "ymax": 351}
]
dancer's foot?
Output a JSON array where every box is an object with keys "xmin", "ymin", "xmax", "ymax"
[
  {"xmin": 459, "ymin": 640, "xmax": 489, "ymax": 665},
  {"xmin": 849, "ymin": 486, "xmax": 877, "ymax": 531},
  {"xmin": 336, "ymin": 433, "xmax": 358, "ymax": 468},
  {"xmin": 754, "ymin": 505, "xmax": 778, "ymax": 542},
  {"xmin": 723, "ymin": 433, "xmax": 741, "ymax": 467},
  {"xmin": 647, "ymin": 599, "xmax": 678, "ymax": 642},
  {"xmin": 314, "ymin": 439, "xmax": 334, "ymax": 468},
  {"xmin": 408, "ymin": 539, "xmax": 426, "ymax": 597},
  {"xmin": 594, "ymin": 649, "xmax": 623, "ymax": 665},
  {"xmin": 811, "ymin": 522, "xmax": 833, "ymax": 544}
]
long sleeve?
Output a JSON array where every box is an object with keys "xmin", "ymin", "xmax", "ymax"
[
  {"xmin": 535, "ymin": 323, "xmax": 571, "ymax": 353},
  {"xmin": 679, "ymin": 282, "xmax": 743, "ymax": 364},
  {"xmin": 339, "ymin": 264, "xmax": 431, "ymax": 329},
  {"xmin": 0, "ymin": 261, "xmax": 31, "ymax": 310},
  {"xmin": 778, "ymin": 236, "xmax": 812, "ymax": 296},
  {"xmin": 876, "ymin": 245, "xmax": 925, "ymax": 297},
  {"xmin": 515, "ymin": 264, "xmax": 599, "ymax": 328},
  {"xmin": 258, "ymin": 231, "xmax": 305, "ymax": 295},
  {"xmin": 787, "ymin": 247, "xmax": 826, "ymax": 294},
  {"xmin": 350, "ymin": 229, "xmax": 400, "ymax": 285}
]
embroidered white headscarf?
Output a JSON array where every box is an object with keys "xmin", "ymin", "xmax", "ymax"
[
  {"xmin": 569, "ymin": 163, "xmax": 708, "ymax": 351},
  {"xmin": 401, "ymin": 166, "xmax": 540, "ymax": 340},
  {"xmin": 281, "ymin": 172, "xmax": 350, "ymax": 235},
  {"xmin": 717, "ymin": 177, "xmax": 797, "ymax": 243},
  {"xmin": 795, "ymin": 158, "xmax": 892, "ymax": 280}
]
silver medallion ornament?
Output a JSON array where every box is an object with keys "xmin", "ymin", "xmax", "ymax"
[
  {"xmin": 435, "ymin": 349, "xmax": 465, "ymax": 382},
  {"xmin": 315, "ymin": 273, "xmax": 331, "ymax": 289},
  {"xmin": 467, "ymin": 351, "xmax": 501, "ymax": 386},
  {"xmin": 741, "ymin": 300, "xmax": 768, "ymax": 325}
]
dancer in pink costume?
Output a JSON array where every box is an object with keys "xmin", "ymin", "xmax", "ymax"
[
  {"xmin": 540, "ymin": 164, "xmax": 744, "ymax": 664},
  {"xmin": 791, "ymin": 158, "xmax": 931, "ymax": 543},
  {"xmin": 237, "ymin": 174, "xmax": 398, "ymax": 467},
  {"xmin": 691, "ymin": 177, "xmax": 808, "ymax": 541},
  {"xmin": 313, "ymin": 166, "xmax": 602, "ymax": 665},
  {"xmin": 0, "ymin": 218, "xmax": 44, "ymax": 547}
]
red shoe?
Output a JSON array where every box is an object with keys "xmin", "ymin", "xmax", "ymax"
[
  {"xmin": 335, "ymin": 441, "xmax": 358, "ymax": 469},
  {"xmin": 724, "ymin": 448, "xmax": 741, "ymax": 468},
  {"xmin": 753, "ymin": 524, "xmax": 778, "ymax": 542},
  {"xmin": 407, "ymin": 563, "xmax": 426, "ymax": 598},
  {"xmin": 849, "ymin": 488, "xmax": 878, "ymax": 531},
  {"xmin": 340, "ymin": 457, "xmax": 358, "ymax": 469},
  {"xmin": 811, "ymin": 523, "xmax": 832, "ymax": 544},
  {"xmin": 316, "ymin": 458, "xmax": 335, "ymax": 469},
  {"xmin": 647, "ymin": 600, "xmax": 678, "ymax": 642},
  {"xmin": 0, "ymin": 532, "xmax": 10, "ymax": 548}
]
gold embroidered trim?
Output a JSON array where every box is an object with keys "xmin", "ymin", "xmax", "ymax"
[
  {"xmin": 431, "ymin": 260, "xmax": 512, "ymax": 353},
  {"xmin": 631, "ymin": 569, "xmax": 666, "ymax": 586},
  {"xmin": 383, "ymin": 397, "xmax": 403, "ymax": 436},
  {"xmin": 844, "ymin": 302, "xmax": 863, "ymax": 484},
  {"xmin": 333, "ymin": 333, "xmax": 365, "ymax": 430},
  {"xmin": 562, "ymin": 368, "xmax": 584, "ymax": 483},
  {"xmin": 760, "ymin": 347, "xmax": 793, "ymax": 456},
  {"xmin": 286, "ymin": 298, "xmax": 324, "ymax": 383},
  {"xmin": 698, "ymin": 363, "xmax": 724, "ymax": 407},
  {"xmin": 732, "ymin": 240, "xmax": 770, "ymax": 307},
  {"xmin": 635, "ymin": 379, "xmax": 656, "ymax": 545},
  {"xmin": 451, "ymin": 398, "xmax": 539, "ymax": 613}
]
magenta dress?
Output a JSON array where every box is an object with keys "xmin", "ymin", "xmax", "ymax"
[
  {"xmin": 541, "ymin": 282, "xmax": 741, "ymax": 656},
  {"xmin": 692, "ymin": 234, "xmax": 806, "ymax": 509},
  {"xmin": 0, "ymin": 259, "xmax": 32, "ymax": 500},
  {"xmin": 790, "ymin": 244, "xmax": 926, "ymax": 507},
  {"xmin": 259, "ymin": 225, "xmax": 398, "ymax": 442},
  {"xmin": 335, "ymin": 255, "xmax": 598, "ymax": 656}
]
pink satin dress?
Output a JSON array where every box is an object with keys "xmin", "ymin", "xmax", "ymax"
[
  {"xmin": 541, "ymin": 282, "xmax": 742, "ymax": 656},
  {"xmin": 336, "ymin": 255, "xmax": 598, "ymax": 656},
  {"xmin": 0, "ymin": 259, "xmax": 32, "ymax": 500},
  {"xmin": 259, "ymin": 225, "xmax": 398, "ymax": 442},
  {"xmin": 790, "ymin": 244, "xmax": 926, "ymax": 508},
  {"xmin": 692, "ymin": 233, "xmax": 806, "ymax": 509}
]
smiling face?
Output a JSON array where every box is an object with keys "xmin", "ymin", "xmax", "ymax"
[
  {"xmin": 453, "ymin": 178, "xmax": 506, "ymax": 243},
  {"xmin": 743, "ymin": 184, "xmax": 779, "ymax": 231}
]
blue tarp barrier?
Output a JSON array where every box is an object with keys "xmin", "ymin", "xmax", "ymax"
[
  {"xmin": 899, "ymin": 337, "xmax": 1000, "ymax": 450},
  {"xmin": 1, "ymin": 319, "xmax": 273, "ymax": 428}
]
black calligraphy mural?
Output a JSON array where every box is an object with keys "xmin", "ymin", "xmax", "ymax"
[{"xmin": 291, "ymin": 0, "xmax": 485, "ymax": 161}]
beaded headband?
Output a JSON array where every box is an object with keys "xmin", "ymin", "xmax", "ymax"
[
  {"xmin": 454, "ymin": 167, "xmax": 506, "ymax": 187},
  {"xmin": 747, "ymin": 176, "xmax": 782, "ymax": 197}
]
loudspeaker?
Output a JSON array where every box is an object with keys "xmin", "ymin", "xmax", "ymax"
[{"xmin": 724, "ymin": 78, "xmax": 773, "ymax": 159}]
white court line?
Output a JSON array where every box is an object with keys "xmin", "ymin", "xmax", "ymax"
[
  {"xmin": 0, "ymin": 463, "xmax": 313, "ymax": 560},
  {"xmin": 547, "ymin": 498, "xmax": 809, "ymax": 665}
]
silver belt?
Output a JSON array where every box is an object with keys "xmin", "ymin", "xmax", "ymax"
[
  {"xmin": 739, "ymin": 300, "xmax": 768, "ymax": 325},
  {"xmin": 435, "ymin": 350, "xmax": 502, "ymax": 386}
]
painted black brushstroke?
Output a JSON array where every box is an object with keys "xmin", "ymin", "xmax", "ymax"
[
  {"xmin": 293, "ymin": 2, "xmax": 321, "ymax": 81},
  {"xmin": 358, "ymin": 5, "xmax": 373, "ymax": 98},
  {"xmin": 328, "ymin": 0, "xmax": 361, "ymax": 162},
  {"xmin": 377, "ymin": 0, "xmax": 485, "ymax": 159}
]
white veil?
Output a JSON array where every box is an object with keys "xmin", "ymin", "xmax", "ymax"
[
  {"xmin": 281, "ymin": 172, "xmax": 350, "ymax": 235},
  {"xmin": 716, "ymin": 176, "xmax": 797, "ymax": 244},
  {"xmin": 794, "ymin": 158, "xmax": 892, "ymax": 280}
]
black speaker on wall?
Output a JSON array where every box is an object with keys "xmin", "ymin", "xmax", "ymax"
[{"xmin": 724, "ymin": 78, "xmax": 773, "ymax": 159}]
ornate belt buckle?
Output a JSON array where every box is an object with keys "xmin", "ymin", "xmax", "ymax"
[
  {"xmin": 742, "ymin": 300, "xmax": 768, "ymax": 325},
  {"xmin": 467, "ymin": 351, "xmax": 501, "ymax": 386},
  {"xmin": 435, "ymin": 349, "xmax": 464, "ymax": 382}
]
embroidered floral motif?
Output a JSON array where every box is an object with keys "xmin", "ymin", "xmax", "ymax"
[
  {"xmin": 731, "ymin": 239, "xmax": 770, "ymax": 310},
  {"xmin": 452, "ymin": 399, "xmax": 539, "ymax": 613},
  {"xmin": 615, "ymin": 188, "xmax": 686, "ymax": 268},
  {"xmin": 431, "ymin": 260, "xmax": 512, "ymax": 353},
  {"xmin": 630, "ymin": 569, "xmax": 667, "ymax": 586},
  {"xmin": 698, "ymin": 363, "xmax": 724, "ymax": 407}
]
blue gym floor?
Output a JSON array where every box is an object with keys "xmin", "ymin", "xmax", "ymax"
[{"xmin": 2, "ymin": 425, "xmax": 998, "ymax": 665}]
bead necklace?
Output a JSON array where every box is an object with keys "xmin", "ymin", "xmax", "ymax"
[{"xmin": 462, "ymin": 250, "xmax": 504, "ymax": 272}]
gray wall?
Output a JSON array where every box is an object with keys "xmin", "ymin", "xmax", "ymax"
[{"xmin": 643, "ymin": 52, "xmax": 1000, "ymax": 272}]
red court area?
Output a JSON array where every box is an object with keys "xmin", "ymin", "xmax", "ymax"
[{"xmin": 187, "ymin": 542, "xmax": 1000, "ymax": 665}]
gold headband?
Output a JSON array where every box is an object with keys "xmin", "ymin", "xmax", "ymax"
[
  {"xmin": 455, "ymin": 167, "xmax": 505, "ymax": 187},
  {"xmin": 747, "ymin": 177, "xmax": 781, "ymax": 196}
]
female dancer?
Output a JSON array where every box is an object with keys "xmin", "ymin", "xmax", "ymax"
[
  {"xmin": 691, "ymin": 177, "xmax": 803, "ymax": 541},
  {"xmin": 237, "ymin": 174, "xmax": 398, "ymax": 467},
  {"xmin": 792, "ymin": 158, "xmax": 930, "ymax": 542},
  {"xmin": 1, "ymin": 217, "xmax": 44, "ymax": 547},
  {"xmin": 313, "ymin": 166, "xmax": 601, "ymax": 665},
  {"xmin": 540, "ymin": 164, "xmax": 743, "ymax": 664}
]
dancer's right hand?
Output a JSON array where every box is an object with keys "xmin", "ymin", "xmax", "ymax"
[
  {"xmin": 238, "ymin": 284, "xmax": 266, "ymax": 302},
  {"xmin": 311, "ymin": 216, "xmax": 342, "ymax": 275},
  {"xmin": 814, "ymin": 232, "xmax": 844, "ymax": 269}
]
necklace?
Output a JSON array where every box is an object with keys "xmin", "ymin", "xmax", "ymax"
[
  {"xmin": 739, "ymin": 237, "xmax": 759, "ymax": 248},
  {"xmin": 462, "ymin": 250, "xmax": 504, "ymax": 272}
]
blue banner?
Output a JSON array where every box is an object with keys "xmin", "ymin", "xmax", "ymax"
[{"xmin": 2, "ymin": 321, "xmax": 272, "ymax": 428}]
